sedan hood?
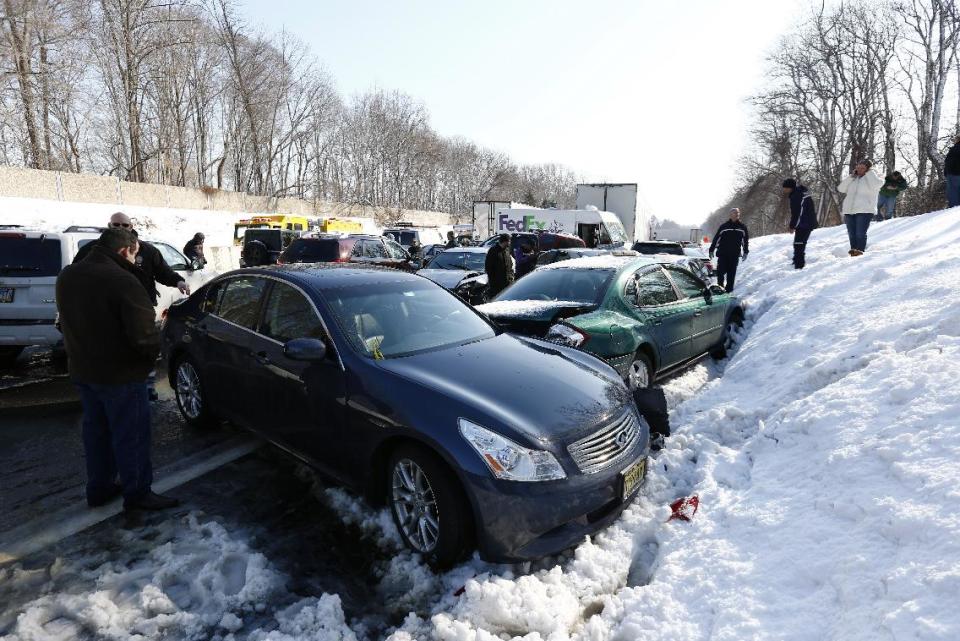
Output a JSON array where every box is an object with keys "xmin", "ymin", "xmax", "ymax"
[
  {"xmin": 375, "ymin": 333, "xmax": 628, "ymax": 444},
  {"xmin": 477, "ymin": 299, "xmax": 598, "ymax": 323},
  {"xmin": 418, "ymin": 269, "xmax": 483, "ymax": 290}
]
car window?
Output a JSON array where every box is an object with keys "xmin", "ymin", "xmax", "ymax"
[
  {"xmin": 216, "ymin": 277, "xmax": 268, "ymax": 330},
  {"xmin": 537, "ymin": 251, "xmax": 555, "ymax": 265},
  {"xmin": 261, "ymin": 282, "xmax": 325, "ymax": 343},
  {"xmin": 664, "ymin": 266, "xmax": 705, "ymax": 298},
  {"xmin": 635, "ymin": 269, "xmax": 679, "ymax": 307},
  {"xmin": 350, "ymin": 239, "xmax": 364, "ymax": 257},
  {"xmin": 153, "ymin": 242, "xmax": 189, "ymax": 270},
  {"xmin": 363, "ymin": 239, "xmax": 388, "ymax": 258},
  {"xmin": 496, "ymin": 268, "xmax": 615, "ymax": 305},
  {"xmin": 202, "ymin": 280, "xmax": 226, "ymax": 314},
  {"xmin": 0, "ymin": 236, "xmax": 62, "ymax": 277},
  {"xmin": 633, "ymin": 242, "xmax": 684, "ymax": 255},
  {"xmin": 385, "ymin": 238, "xmax": 409, "ymax": 259}
]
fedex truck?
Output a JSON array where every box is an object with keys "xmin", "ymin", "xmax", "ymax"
[
  {"xmin": 493, "ymin": 208, "xmax": 629, "ymax": 248},
  {"xmin": 472, "ymin": 201, "xmax": 526, "ymax": 240},
  {"xmin": 575, "ymin": 183, "xmax": 649, "ymax": 243}
]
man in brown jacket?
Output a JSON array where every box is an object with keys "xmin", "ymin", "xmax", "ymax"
[{"xmin": 56, "ymin": 228, "xmax": 179, "ymax": 511}]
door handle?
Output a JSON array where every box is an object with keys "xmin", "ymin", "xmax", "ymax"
[
  {"xmin": 252, "ymin": 350, "xmax": 270, "ymax": 365},
  {"xmin": 652, "ymin": 319, "xmax": 663, "ymax": 326},
  {"xmin": 693, "ymin": 311, "xmax": 703, "ymax": 317}
]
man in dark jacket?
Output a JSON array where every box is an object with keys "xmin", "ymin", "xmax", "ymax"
[
  {"xmin": 445, "ymin": 231, "xmax": 457, "ymax": 249},
  {"xmin": 485, "ymin": 233, "xmax": 515, "ymax": 298},
  {"xmin": 74, "ymin": 212, "xmax": 189, "ymax": 401},
  {"xmin": 782, "ymin": 179, "xmax": 818, "ymax": 269},
  {"xmin": 877, "ymin": 171, "xmax": 907, "ymax": 220},
  {"xmin": 945, "ymin": 136, "xmax": 960, "ymax": 207},
  {"xmin": 708, "ymin": 208, "xmax": 749, "ymax": 292},
  {"xmin": 73, "ymin": 212, "xmax": 189, "ymax": 305},
  {"xmin": 183, "ymin": 232, "xmax": 207, "ymax": 267},
  {"xmin": 56, "ymin": 228, "xmax": 179, "ymax": 512}
]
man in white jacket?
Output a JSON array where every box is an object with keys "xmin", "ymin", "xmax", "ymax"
[{"xmin": 838, "ymin": 160, "xmax": 884, "ymax": 256}]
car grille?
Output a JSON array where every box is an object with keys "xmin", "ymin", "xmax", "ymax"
[{"xmin": 567, "ymin": 410, "xmax": 641, "ymax": 474}]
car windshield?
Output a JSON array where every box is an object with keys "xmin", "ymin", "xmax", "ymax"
[
  {"xmin": 634, "ymin": 242, "xmax": 683, "ymax": 255},
  {"xmin": 0, "ymin": 236, "xmax": 62, "ymax": 276},
  {"xmin": 428, "ymin": 251, "xmax": 486, "ymax": 271},
  {"xmin": 495, "ymin": 268, "xmax": 615, "ymax": 305},
  {"xmin": 323, "ymin": 279, "xmax": 495, "ymax": 359},
  {"xmin": 153, "ymin": 242, "xmax": 189, "ymax": 270}
]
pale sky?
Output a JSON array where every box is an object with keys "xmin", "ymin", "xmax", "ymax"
[{"xmin": 243, "ymin": 0, "xmax": 798, "ymax": 225}]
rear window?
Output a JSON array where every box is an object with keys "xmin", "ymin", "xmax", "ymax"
[
  {"xmin": 0, "ymin": 236, "xmax": 62, "ymax": 276},
  {"xmin": 280, "ymin": 238, "xmax": 346, "ymax": 263},
  {"xmin": 633, "ymin": 242, "xmax": 683, "ymax": 255},
  {"xmin": 495, "ymin": 268, "xmax": 615, "ymax": 305}
]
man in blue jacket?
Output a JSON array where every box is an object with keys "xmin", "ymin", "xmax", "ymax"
[
  {"xmin": 782, "ymin": 179, "xmax": 818, "ymax": 269},
  {"xmin": 708, "ymin": 208, "xmax": 749, "ymax": 292}
]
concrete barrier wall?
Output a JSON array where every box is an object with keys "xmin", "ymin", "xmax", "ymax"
[{"xmin": 0, "ymin": 165, "xmax": 453, "ymax": 228}]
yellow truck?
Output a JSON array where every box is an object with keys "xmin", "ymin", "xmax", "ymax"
[
  {"xmin": 233, "ymin": 215, "xmax": 363, "ymax": 245},
  {"xmin": 233, "ymin": 215, "xmax": 311, "ymax": 245}
]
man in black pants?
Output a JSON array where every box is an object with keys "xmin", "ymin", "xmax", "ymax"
[
  {"xmin": 56, "ymin": 228, "xmax": 180, "ymax": 511},
  {"xmin": 708, "ymin": 208, "xmax": 749, "ymax": 292},
  {"xmin": 782, "ymin": 179, "xmax": 818, "ymax": 269}
]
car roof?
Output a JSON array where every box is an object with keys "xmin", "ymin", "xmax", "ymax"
[
  {"xmin": 636, "ymin": 240, "xmax": 683, "ymax": 245},
  {"xmin": 437, "ymin": 246, "xmax": 488, "ymax": 253},
  {"xmin": 538, "ymin": 255, "xmax": 657, "ymax": 271},
  {"xmin": 223, "ymin": 263, "xmax": 424, "ymax": 291}
]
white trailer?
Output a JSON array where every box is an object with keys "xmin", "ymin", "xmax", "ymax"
[
  {"xmin": 575, "ymin": 183, "xmax": 649, "ymax": 243},
  {"xmin": 472, "ymin": 201, "xmax": 515, "ymax": 241},
  {"xmin": 492, "ymin": 208, "xmax": 629, "ymax": 248}
]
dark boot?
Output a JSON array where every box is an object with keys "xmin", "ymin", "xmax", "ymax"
[{"xmin": 124, "ymin": 491, "xmax": 181, "ymax": 512}]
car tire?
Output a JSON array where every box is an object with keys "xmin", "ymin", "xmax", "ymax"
[
  {"xmin": 388, "ymin": 444, "xmax": 472, "ymax": 567},
  {"xmin": 710, "ymin": 313, "xmax": 744, "ymax": 360},
  {"xmin": 172, "ymin": 355, "xmax": 217, "ymax": 428},
  {"xmin": 0, "ymin": 345, "xmax": 25, "ymax": 367},
  {"xmin": 627, "ymin": 350, "xmax": 654, "ymax": 390}
]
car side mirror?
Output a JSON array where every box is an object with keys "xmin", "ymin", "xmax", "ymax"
[
  {"xmin": 702, "ymin": 287, "xmax": 713, "ymax": 304},
  {"xmin": 283, "ymin": 337, "xmax": 328, "ymax": 362},
  {"xmin": 189, "ymin": 257, "xmax": 203, "ymax": 271}
]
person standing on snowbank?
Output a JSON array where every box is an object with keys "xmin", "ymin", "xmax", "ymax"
[
  {"xmin": 945, "ymin": 136, "xmax": 960, "ymax": 207},
  {"xmin": 876, "ymin": 171, "xmax": 907, "ymax": 220},
  {"xmin": 838, "ymin": 160, "xmax": 884, "ymax": 256},
  {"xmin": 782, "ymin": 179, "xmax": 818, "ymax": 269},
  {"xmin": 708, "ymin": 208, "xmax": 749, "ymax": 292},
  {"xmin": 56, "ymin": 228, "xmax": 180, "ymax": 512}
]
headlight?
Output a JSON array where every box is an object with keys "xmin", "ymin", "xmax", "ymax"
[
  {"xmin": 459, "ymin": 419, "xmax": 566, "ymax": 482},
  {"xmin": 545, "ymin": 323, "xmax": 589, "ymax": 348}
]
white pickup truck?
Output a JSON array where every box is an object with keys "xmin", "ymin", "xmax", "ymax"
[{"xmin": 0, "ymin": 226, "xmax": 217, "ymax": 366}]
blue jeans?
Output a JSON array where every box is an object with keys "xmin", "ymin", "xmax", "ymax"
[
  {"xmin": 876, "ymin": 194, "xmax": 897, "ymax": 220},
  {"xmin": 76, "ymin": 381, "xmax": 153, "ymax": 503},
  {"xmin": 844, "ymin": 213, "xmax": 872, "ymax": 252},
  {"xmin": 947, "ymin": 174, "xmax": 960, "ymax": 208}
]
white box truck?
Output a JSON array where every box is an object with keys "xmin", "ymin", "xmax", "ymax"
[
  {"xmin": 491, "ymin": 208, "xmax": 629, "ymax": 248},
  {"xmin": 472, "ymin": 201, "xmax": 516, "ymax": 241},
  {"xmin": 575, "ymin": 183, "xmax": 648, "ymax": 243}
]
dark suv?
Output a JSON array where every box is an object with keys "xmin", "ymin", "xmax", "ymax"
[
  {"xmin": 241, "ymin": 229, "xmax": 300, "ymax": 267},
  {"xmin": 278, "ymin": 234, "xmax": 416, "ymax": 271}
]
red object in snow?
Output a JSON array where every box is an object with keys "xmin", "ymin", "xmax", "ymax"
[{"xmin": 668, "ymin": 495, "xmax": 699, "ymax": 522}]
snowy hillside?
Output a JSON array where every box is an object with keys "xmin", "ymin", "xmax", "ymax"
[{"xmin": 3, "ymin": 209, "xmax": 959, "ymax": 641}]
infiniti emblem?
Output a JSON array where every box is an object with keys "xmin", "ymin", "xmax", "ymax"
[{"xmin": 615, "ymin": 429, "xmax": 629, "ymax": 448}]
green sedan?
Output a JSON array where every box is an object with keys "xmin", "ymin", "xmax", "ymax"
[{"xmin": 476, "ymin": 255, "xmax": 744, "ymax": 389}]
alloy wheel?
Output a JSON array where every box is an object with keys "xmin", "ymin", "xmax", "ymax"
[
  {"xmin": 628, "ymin": 358, "xmax": 650, "ymax": 390},
  {"xmin": 391, "ymin": 458, "xmax": 440, "ymax": 553},
  {"xmin": 175, "ymin": 361, "xmax": 202, "ymax": 420}
]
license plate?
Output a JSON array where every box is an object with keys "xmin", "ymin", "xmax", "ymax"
[
  {"xmin": 0, "ymin": 287, "xmax": 13, "ymax": 303},
  {"xmin": 620, "ymin": 457, "xmax": 647, "ymax": 500}
]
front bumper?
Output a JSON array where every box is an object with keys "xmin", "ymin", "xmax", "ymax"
[{"xmin": 469, "ymin": 438, "xmax": 649, "ymax": 562}]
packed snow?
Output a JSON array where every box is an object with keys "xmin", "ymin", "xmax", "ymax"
[
  {"xmin": 3, "ymin": 207, "xmax": 959, "ymax": 640},
  {"xmin": 537, "ymin": 255, "xmax": 642, "ymax": 271}
]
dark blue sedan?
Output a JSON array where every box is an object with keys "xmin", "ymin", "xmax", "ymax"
[{"xmin": 162, "ymin": 265, "xmax": 649, "ymax": 564}]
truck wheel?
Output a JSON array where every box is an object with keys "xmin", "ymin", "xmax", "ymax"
[{"xmin": 388, "ymin": 445, "xmax": 472, "ymax": 567}]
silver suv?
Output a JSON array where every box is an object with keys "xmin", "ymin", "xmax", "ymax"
[{"xmin": 0, "ymin": 226, "xmax": 100, "ymax": 365}]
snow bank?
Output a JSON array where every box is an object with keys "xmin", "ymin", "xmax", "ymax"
[{"xmin": 388, "ymin": 208, "xmax": 960, "ymax": 640}]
